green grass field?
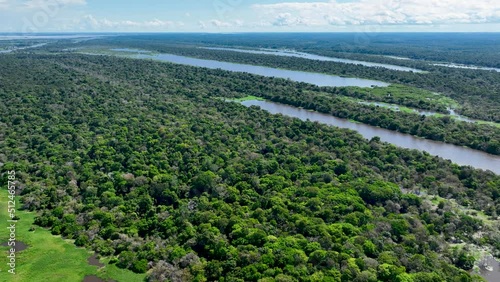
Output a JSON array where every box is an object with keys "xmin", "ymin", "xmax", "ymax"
[
  {"xmin": 347, "ymin": 84, "xmax": 460, "ymax": 108},
  {"xmin": 476, "ymin": 120, "xmax": 500, "ymax": 128},
  {"xmin": 225, "ymin": 95, "xmax": 266, "ymax": 102},
  {"xmin": 216, "ymin": 95, "xmax": 266, "ymax": 102},
  {"xmin": 0, "ymin": 191, "xmax": 146, "ymax": 282},
  {"xmin": 75, "ymin": 48, "xmax": 159, "ymax": 58}
]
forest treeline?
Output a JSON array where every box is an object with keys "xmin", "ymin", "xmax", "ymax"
[{"xmin": 0, "ymin": 53, "xmax": 499, "ymax": 281}]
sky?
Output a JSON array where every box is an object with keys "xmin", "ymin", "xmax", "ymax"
[{"xmin": 0, "ymin": 0, "xmax": 500, "ymax": 33}]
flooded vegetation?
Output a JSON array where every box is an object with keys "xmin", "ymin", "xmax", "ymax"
[
  {"xmin": 1, "ymin": 241, "xmax": 28, "ymax": 252},
  {"xmin": 88, "ymin": 253, "xmax": 105, "ymax": 268}
]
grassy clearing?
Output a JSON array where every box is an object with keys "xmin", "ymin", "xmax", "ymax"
[
  {"xmin": 75, "ymin": 47, "xmax": 158, "ymax": 58},
  {"xmin": 397, "ymin": 107, "xmax": 415, "ymax": 114},
  {"xmin": 96, "ymin": 258, "xmax": 146, "ymax": 282},
  {"xmin": 223, "ymin": 95, "xmax": 266, "ymax": 102},
  {"xmin": 0, "ymin": 190, "xmax": 146, "ymax": 282},
  {"xmin": 346, "ymin": 84, "xmax": 460, "ymax": 108},
  {"xmin": 0, "ymin": 191, "xmax": 96, "ymax": 281},
  {"xmin": 477, "ymin": 120, "xmax": 500, "ymax": 129}
]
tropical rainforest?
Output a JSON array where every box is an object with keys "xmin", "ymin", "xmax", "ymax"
[
  {"xmin": 46, "ymin": 35, "xmax": 500, "ymax": 155},
  {"xmin": 0, "ymin": 33, "xmax": 499, "ymax": 282}
]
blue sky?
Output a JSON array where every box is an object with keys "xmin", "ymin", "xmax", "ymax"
[{"xmin": 1, "ymin": 0, "xmax": 500, "ymax": 33}]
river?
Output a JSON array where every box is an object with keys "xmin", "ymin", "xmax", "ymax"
[
  {"xmin": 201, "ymin": 47, "xmax": 424, "ymax": 73},
  {"xmin": 476, "ymin": 255, "xmax": 500, "ymax": 282},
  {"xmin": 241, "ymin": 100, "xmax": 500, "ymax": 174},
  {"xmin": 111, "ymin": 48, "xmax": 390, "ymax": 88}
]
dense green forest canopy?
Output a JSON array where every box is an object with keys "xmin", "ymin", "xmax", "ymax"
[
  {"xmin": 41, "ymin": 36, "xmax": 500, "ymax": 155},
  {"xmin": 1, "ymin": 48, "xmax": 499, "ymax": 281},
  {"xmin": 56, "ymin": 34, "xmax": 500, "ymax": 124}
]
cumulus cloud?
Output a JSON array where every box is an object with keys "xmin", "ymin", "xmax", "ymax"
[
  {"xmin": 253, "ymin": 0, "xmax": 500, "ymax": 27},
  {"xmin": 79, "ymin": 15, "xmax": 182, "ymax": 31}
]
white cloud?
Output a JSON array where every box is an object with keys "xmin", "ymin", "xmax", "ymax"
[
  {"xmin": 79, "ymin": 15, "xmax": 182, "ymax": 31},
  {"xmin": 253, "ymin": 0, "xmax": 500, "ymax": 27},
  {"xmin": 198, "ymin": 20, "xmax": 207, "ymax": 29},
  {"xmin": 0, "ymin": 0, "xmax": 85, "ymax": 11},
  {"xmin": 198, "ymin": 19, "xmax": 244, "ymax": 29},
  {"xmin": 24, "ymin": 0, "xmax": 86, "ymax": 9},
  {"xmin": 210, "ymin": 19, "xmax": 232, "ymax": 28},
  {"xmin": 271, "ymin": 12, "xmax": 320, "ymax": 26}
]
